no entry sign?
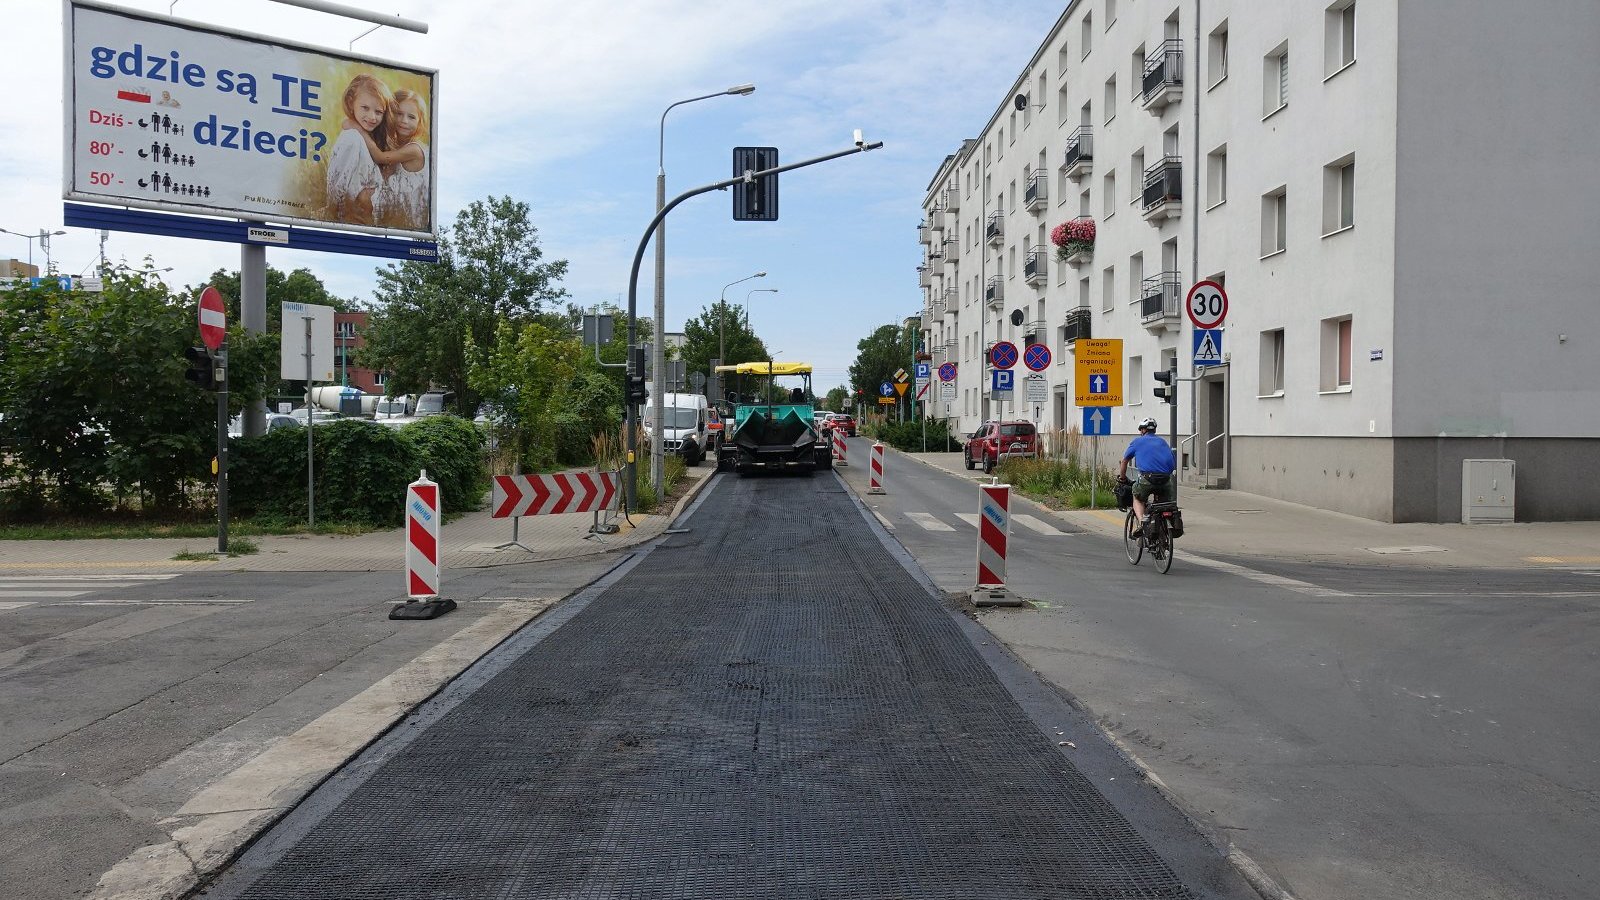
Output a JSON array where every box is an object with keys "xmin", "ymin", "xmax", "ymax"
[{"xmin": 198, "ymin": 285, "xmax": 225, "ymax": 350}]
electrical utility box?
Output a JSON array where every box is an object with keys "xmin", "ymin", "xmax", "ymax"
[{"xmin": 1462, "ymin": 459, "xmax": 1515, "ymax": 524}]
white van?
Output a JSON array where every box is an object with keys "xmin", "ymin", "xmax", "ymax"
[{"xmin": 643, "ymin": 392, "xmax": 712, "ymax": 466}]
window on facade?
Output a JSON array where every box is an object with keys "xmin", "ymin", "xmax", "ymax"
[
  {"xmin": 1057, "ymin": 81, "xmax": 1072, "ymax": 127},
  {"xmin": 1323, "ymin": 155, "xmax": 1355, "ymax": 233},
  {"xmin": 1129, "ymin": 252, "xmax": 1144, "ymax": 304},
  {"xmin": 1082, "ymin": 12, "xmax": 1093, "ymax": 57},
  {"xmin": 1207, "ymin": 145, "xmax": 1227, "ymax": 208},
  {"xmin": 1104, "ymin": 76, "xmax": 1116, "ymax": 123},
  {"xmin": 1261, "ymin": 187, "xmax": 1287, "ymax": 256},
  {"xmin": 998, "ymin": 127, "xmax": 1005, "ymax": 157},
  {"xmin": 1130, "ymin": 149, "xmax": 1144, "ymax": 204},
  {"xmin": 1103, "ymin": 171, "xmax": 1116, "ymax": 217},
  {"xmin": 1080, "ymin": 187, "xmax": 1091, "ymax": 216},
  {"xmin": 1208, "ymin": 20, "xmax": 1229, "ymax": 86},
  {"xmin": 1325, "ymin": 1, "xmax": 1356, "ymax": 76},
  {"xmin": 1263, "ymin": 42, "xmax": 1288, "ymax": 116},
  {"xmin": 1080, "ymin": 275, "xmax": 1091, "ymax": 311},
  {"xmin": 1259, "ymin": 329, "xmax": 1285, "ymax": 395},
  {"xmin": 1131, "ymin": 45, "xmax": 1145, "ymax": 92},
  {"xmin": 1106, "ymin": 0, "xmax": 1117, "ymax": 28},
  {"xmin": 1321, "ymin": 316, "xmax": 1353, "ymax": 390},
  {"xmin": 374, "ymin": 371, "xmax": 388, "ymax": 387},
  {"xmin": 1102, "ymin": 266, "xmax": 1115, "ymax": 313},
  {"xmin": 1129, "ymin": 355, "xmax": 1143, "ymax": 405}
]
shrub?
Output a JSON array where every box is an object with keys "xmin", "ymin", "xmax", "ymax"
[
  {"xmin": 868, "ymin": 417, "xmax": 963, "ymax": 453},
  {"xmin": 995, "ymin": 454, "xmax": 1118, "ymax": 509},
  {"xmin": 231, "ymin": 420, "xmax": 422, "ymax": 526},
  {"xmin": 399, "ymin": 415, "xmax": 488, "ymax": 513}
]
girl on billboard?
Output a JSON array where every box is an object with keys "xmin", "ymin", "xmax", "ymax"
[
  {"xmin": 340, "ymin": 88, "xmax": 430, "ymax": 231},
  {"xmin": 325, "ymin": 73, "xmax": 392, "ymax": 224}
]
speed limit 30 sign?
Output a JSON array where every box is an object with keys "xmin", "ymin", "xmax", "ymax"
[{"xmin": 1185, "ymin": 280, "xmax": 1229, "ymax": 330}]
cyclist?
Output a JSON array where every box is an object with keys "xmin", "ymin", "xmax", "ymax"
[{"xmin": 1117, "ymin": 417, "xmax": 1176, "ymax": 533}]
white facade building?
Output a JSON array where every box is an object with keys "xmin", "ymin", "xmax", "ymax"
[{"xmin": 919, "ymin": 0, "xmax": 1600, "ymax": 522}]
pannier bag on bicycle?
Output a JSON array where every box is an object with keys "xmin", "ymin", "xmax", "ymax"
[
  {"xmin": 1168, "ymin": 509, "xmax": 1184, "ymax": 538},
  {"xmin": 1114, "ymin": 480, "xmax": 1133, "ymax": 511}
]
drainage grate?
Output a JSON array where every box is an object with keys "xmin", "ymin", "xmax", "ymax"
[{"xmin": 213, "ymin": 475, "xmax": 1194, "ymax": 899}]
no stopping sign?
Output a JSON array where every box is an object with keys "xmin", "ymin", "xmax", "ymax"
[{"xmin": 1185, "ymin": 281, "xmax": 1229, "ymax": 329}]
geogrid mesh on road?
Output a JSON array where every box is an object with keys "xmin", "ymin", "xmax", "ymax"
[{"xmin": 211, "ymin": 473, "xmax": 1194, "ymax": 899}]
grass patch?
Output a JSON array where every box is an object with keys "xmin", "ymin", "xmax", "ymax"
[
  {"xmin": 170, "ymin": 536, "xmax": 261, "ymax": 561},
  {"xmin": 171, "ymin": 549, "xmax": 218, "ymax": 561},
  {"xmin": 996, "ymin": 455, "xmax": 1119, "ymax": 510},
  {"xmin": 1, "ymin": 518, "xmax": 379, "ymax": 541}
]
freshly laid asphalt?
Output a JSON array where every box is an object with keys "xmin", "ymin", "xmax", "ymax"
[{"xmin": 198, "ymin": 470, "xmax": 1255, "ymax": 900}]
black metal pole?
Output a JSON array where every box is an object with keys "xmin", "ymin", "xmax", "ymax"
[
  {"xmin": 216, "ymin": 345, "xmax": 228, "ymax": 554},
  {"xmin": 1169, "ymin": 365, "xmax": 1179, "ymax": 503}
]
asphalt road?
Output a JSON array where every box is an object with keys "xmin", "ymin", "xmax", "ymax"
[{"xmin": 838, "ymin": 439, "xmax": 1600, "ymax": 900}]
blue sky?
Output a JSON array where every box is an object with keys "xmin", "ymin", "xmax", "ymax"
[{"xmin": 7, "ymin": 0, "xmax": 1066, "ymax": 391}]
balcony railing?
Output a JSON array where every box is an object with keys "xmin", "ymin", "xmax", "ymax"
[
  {"xmin": 926, "ymin": 244, "xmax": 943, "ymax": 264},
  {"xmin": 1139, "ymin": 39, "xmax": 1184, "ymax": 109},
  {"xmin": 943, "ymin": 286, "xmax": 959, "ymax": 308},
  {"xmin": 944, "ymin": 187, "xmax": 960, "ymax": 212},
  {"xmin": 985, "ymin": 275, "xmax": 1004, "ymax": 305},
  {"xmin": 1023, "ymin": 318, "xmax": 1047, "ymax": 337},
  {"xmin": 985, "ymin": 211, "xmax": 1004, "ymax": 244},
  {"xmin": 918, "ymin": 224, "xmax": 931, "ymax": 245},
  {"xmin": 928, "ymin": 209, "xmax": 946, "ymax": 232},
  {"xmin": 1141, "ymin": 157, "xmax": 1183, "ymax": 219},
  {"xmin": 1063, "ymin": 127, "xmax": 1093, "ymax": 178},
  {"xmin": 1024, "ymin": 248, "xmax": 1048, "ymax": 284},
  {"xmin": 1063, "ymin": 307, "xmax": 1092, "ymax": 345},
  {"xmin": 918, "ymin": 266, "xmax": 932, "ymax": 289},
  {"xmin": 943, "ymin": 237, "xmax": 959, "ymax": 264},
  {"xmin": 1024, "ymin": 173, "xmax": 1048, "ymax": 211},
  {"xmin": 1141, "ymin": 272, "xmax": 1183, "ymax": 325}
]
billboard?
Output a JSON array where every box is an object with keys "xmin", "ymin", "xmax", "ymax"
[{"xmin": 64, "ymin": 0, "xmax": 438, "ymax": 239}]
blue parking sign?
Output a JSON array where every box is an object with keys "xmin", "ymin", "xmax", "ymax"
[
  {"xmin": 915, "ymin": 362, "xmax": 930, "ymax": 380},
  {"xmin": 992, "ymin": 369, "xmax": 1014, "ymax": 394}
]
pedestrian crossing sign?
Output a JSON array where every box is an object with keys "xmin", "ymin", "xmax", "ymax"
[{"xmin": 1193, "ymin": 328, "xmax": 1224, "ymax": 367}]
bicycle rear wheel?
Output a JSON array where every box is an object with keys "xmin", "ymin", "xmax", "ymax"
[
  {"xmin": 1124, "ymin": 510, "xmax": 1144, "ymax": 565},
  {"xmin": 1153, "ymin": 518, "xmax": 1174, "ymax": 574}
]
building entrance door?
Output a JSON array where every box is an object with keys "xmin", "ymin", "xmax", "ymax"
[{"xmin": 1194, "ymin": 367, "xmax": 1229, "ymax": 483}]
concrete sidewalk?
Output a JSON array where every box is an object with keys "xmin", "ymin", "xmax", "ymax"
[
  {"xmin": 0, "ymin": 465, "xmax": 716, "ymax": 576},
  {"xmin": 893, "ymin": 446, "xmax": 1600, "ymax": 570}
]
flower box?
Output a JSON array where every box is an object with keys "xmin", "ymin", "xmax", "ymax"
[{"xmin": 1050, "ymin": 218, "xmax": 1096, "ymax": 265}]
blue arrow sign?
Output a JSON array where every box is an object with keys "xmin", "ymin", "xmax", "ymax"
[
  {"xmin": 879, "ymin": 381, "xmax": 894, "ymax": 397},
  {"xmin": 1193, "ymin": 328, "xmax": 1224, "ymax": 367},
  {"xmin": 1082, "ymin": 406, "xmax": 1112, "ymax": 436},
  {"xmin": 1090, "ymin": 373, "xmax": 1108, "ymax": 394},
  {"xmin": 991, "ymin": 369, "xmax": 1014, "ymax": 393}
]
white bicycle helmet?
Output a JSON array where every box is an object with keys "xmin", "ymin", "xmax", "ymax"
[{"xmin": 1138, "ymin": 417, "xmax": 1158, "ymax": 431}]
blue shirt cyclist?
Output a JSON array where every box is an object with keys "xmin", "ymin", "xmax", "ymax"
[{"xmin": 1117, "ymin": 417, "xmax": 1176, "ymax": 523}]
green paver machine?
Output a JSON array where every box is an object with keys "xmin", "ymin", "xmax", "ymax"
[{"xmin": 713, "ymin": 361, "xmax": 833, "ymax": 475}]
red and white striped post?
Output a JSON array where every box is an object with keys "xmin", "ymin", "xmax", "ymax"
[
  {"xmin": 391, "ymin": 470, "xmax": 457, "ymax": 620},
  {"xmin": 833, "ymin": 430, "xmax": 848, "ymax": 466},
  {"xmin": 868, "ymin": 442, "xmax": 886, "ymax": 494},
  {"xmin": 972, "ymin": 482, "xmax": 1024, "ymax": 606}
]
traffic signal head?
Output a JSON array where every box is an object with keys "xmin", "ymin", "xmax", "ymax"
[
  {"xmin": 184, "ymin": 346, "xmax": 216, "ymax": 390},
  {"xmin": 1152, "ymin": 367, "xmax": 1176, "ymax": 405}
]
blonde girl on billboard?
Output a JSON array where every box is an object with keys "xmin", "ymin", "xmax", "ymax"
[
  {"xmin": 326, "ymin": 73, "xmax": 393, "ymax": 224},
  {"xmin": 346, "ymin": 89, "xmax": 430, "ymax": 231}
]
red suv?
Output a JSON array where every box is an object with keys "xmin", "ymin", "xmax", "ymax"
[
  {"xmin": 830, "ymin": 414, "xmax": 857, "ymax": 437},
  {"xmin": 964, "ymin": 421, "xmax": 1038, "ymax": 473}
]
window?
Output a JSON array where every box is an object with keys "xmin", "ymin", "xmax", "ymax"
[
  {"xmin": 1261, "ymin": 187, "xmax": 1287, "ymax": 256},
  {"xmin": 1263, "ymin": 42, "xmax": 1288, "ymax": 116},
  {"xmin": 1258, "ymin": 329, "xmax": 1284, "ymax": 396},
  {"xmin": 1106, "ymin": 0, "xmax": 1117, "ymax": 28},
  {"xmin": 1103, "ymin": 171, "xmax": 1116, "ymax": 217},
  {"xmin": 1321, "ymin": 316, "xmax": 1353, "ymax": 391},
  {"xmin": 1082, "ymin": 12, "xmax": 1093, "ymax": 57},
  {"xmin": 1130, "ymin": 149, "xmax": 1145, "ymax": 204},
  {"xmin": 373, "ymin": 371, "xmax": 388, "ymax": 387},
  {"xmin": 1208, "ymin": 20, "xmax": 1229, "ymax": 86},
  {"xmin": 1132, "ymin": 45, "xmax": 1145, "ymax": 89},
  {"xmin": 1057, "ymin": 80, "xmax": 1072, "ymax": 126},
  {"xmin": 1323, "ymin": 154, "xmax": 1355, "ymax": 233},
  {"xmin": 998, "ymin": 127, "xmax": 1005, "ymax": 157},
  {"xmin": 1129, "ymin": 355, "xmax": 1143, "ymax": 405},
  {"xmin": 1206, "ymin": 144, "xmax": 1227, "ymax": 208},
  {"xmin": 1325, "ymin": 1, "xmax": 1356, "ymax": 77},
  {"xmin": 1102, "ymin": 266, "xmax": 1115, "ymax": 313},
  {"xmin": 1129, "ymin": 252, "xmax": 1144, "ymax": 304},
  {"xmin": 1104, "ymin": 76, "xmax": 1116, "ymax": 123},
  {"xmin": 336, "ymin": 320, "xmax": 356, "ymax": 338},
  {"xmin": 1080, "ymin": 275, "xmax": 1091, "ymax": 311},
  {"xmin": 1079, "ymin": 188, "xmax": 1091, "ymax": 216}
]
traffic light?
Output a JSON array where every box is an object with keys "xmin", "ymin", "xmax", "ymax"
[
  {"xmin": 184, "ymin": 346, "xmax": 216, "ymax": 390},
  {"xmin": 732, "ymin": 147, "xmax": 779, "ymax": 221},
  {"xmin": 626, "ymin": 346, "xmax": 647, "ymax": 404},
  {"xmin": 1152, "ymin": 367, "xmax": 1176, "ymax": 405}
]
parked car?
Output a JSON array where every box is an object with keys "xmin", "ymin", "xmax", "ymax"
[
  {"xmin": 227, "ymin": 413, "xmax": 303, "ymax": 437},
  {"xmin": 706, "ymin": 407, "xmax": 724, "ymax": 451},
  {"xmin": 829, "ymin": 414, "xmax": 857, "ymax": 437},
  {"xmin": 964, "ymin": 420, "xmax": 1038, "ymax": 473}
]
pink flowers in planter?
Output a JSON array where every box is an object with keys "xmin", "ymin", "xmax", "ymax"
[{"xmin": 1051, "ymin": 218, "xmax": 1096, "ymax": 261}]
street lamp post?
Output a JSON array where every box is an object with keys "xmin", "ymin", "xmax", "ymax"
[
  {"xmin": 651, "ymin": 83, "xmax": 755, "ymax": 492},
  {"xmin": 717, "ymin": 271, "xmax": 765, "ymax": 364},
  {"xmin": 742, "ymin": 287, "xmax": 778, "ymax": 359},
  {"xmin": 0, "ymin": 228, "xmax": 67, "ymax": 273}
]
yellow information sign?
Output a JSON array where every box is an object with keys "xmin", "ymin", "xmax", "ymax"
[
  {"xmin": 893, "ymin": 382, "xmax": 910, "ymax": 397},
  {"xmin": 877, "ymin": 397, "xmax": 896, "ymax": 405},
  {"xmin": 1073, "ymin": 338, "xmax": 1124, "ymax": 406}
]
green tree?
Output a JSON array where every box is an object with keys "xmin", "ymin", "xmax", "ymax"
[
  {"xmin": 848, "ymin": 323, "xmax": 915, "ymax": 399},
  {"xmin": 195, "ymin": 266, "xmax": 359, "ymax": 335},
  {"xmin": 823, "ymin": 385, "xmax": 848, "ymax": 412},
  {"xmin": 364, "ymin": 196, "xmax": 569, "ymax": 415},
  {"xmin": 467, "ymin": 319, "xmax": 579, "ymax": 471},
  {"xmin": 679, "ymin": 300, "xmax": 770, "ymax": 388}
]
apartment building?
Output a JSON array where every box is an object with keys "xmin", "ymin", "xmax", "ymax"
[{"xmin": 918, "ymin": 0, "xmax": 1600, "ymax": 521}]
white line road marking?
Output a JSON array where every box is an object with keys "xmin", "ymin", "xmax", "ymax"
[
  {"xmin": 0, "ymin": 574, "xmax": 181, "ymax": 581},
  {"xmin": 0, "ymin": 574, "xmax": 185, "ymax": 604},
  {"xmin": 1013, "ymin": 513, "xmax": 1076, "ymax": 535},
  {"xmin": 907, "ymin": 512, "xmax": 956, "ymax": 532},
  {"xmin": 0, "ymin": 590, "xmax": 98, "ymax": 598},
  {"xmin": 67, "ymin": 598, "xmax": 254, "ymax": 605},
  {"xmin": 1183, "ymin": 555, "xmax": 1351, "ymax": 597},
  {"xmin": 0, "ymin": 602, "xmax": 37, "ymax": 611},
  {"xmin": 954, "ymin": 513, "xmax": 980, "ymax": 528}
]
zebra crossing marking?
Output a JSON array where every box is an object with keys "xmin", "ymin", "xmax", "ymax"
[{"xmin": 905, "ymin": 512, "xmax": 956, "ymax": 532}]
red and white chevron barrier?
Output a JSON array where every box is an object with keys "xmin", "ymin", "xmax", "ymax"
[
  {"xmin": 492, "ymin": 471, "xmax": 618, "ymax": 518},
  {"xmin": 868, "ymin": 442, "xmax": 886, "ymax": 494},
  {"xmin": 972, "ymin": 483, "xmax": 1024, "ymax": 606},
  {"xmin": 833, "ymin": 431, "xmax": 848, "ymax": 466},
  {"xmin": 391, "ymin": 470, "xmax": 457, "ymax": 620}
]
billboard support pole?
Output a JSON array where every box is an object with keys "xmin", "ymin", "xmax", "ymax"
[
  {"xmin": 304, "ymin": 315, "xmax": 316, "ymax": 529},
  {"xmin": 241, "ymin": 243, "xmax": 267, "ymax": 438}
]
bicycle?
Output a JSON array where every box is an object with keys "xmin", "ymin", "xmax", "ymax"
[{"xmin": 1121, "ymin": 494, "xmax": 1179, "ymax": 574}]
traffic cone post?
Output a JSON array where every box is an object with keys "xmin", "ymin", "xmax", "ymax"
[
  {"xmin": 868, "ymin": 442, "xmax": 886, "ymax": 495},
  {"xmin": 971, "ymin": 482, "xmax": 1025, "ymax": 607},
  {"xmin": 391, "ymin": 469, "xmax": 457, "ymax": 620}
]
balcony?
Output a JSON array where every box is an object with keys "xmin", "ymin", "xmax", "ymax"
[
  {"xmin": 1063, "ymin": 307, "xmax": 1092, "ymax": 346},
  {"xmin": 1023, "ymin": 318, "xmax": 1047, "ymax": 338},
  {"xmin": 1062, "ymin": 127, "xmax": 1093, "ymax": 180},
  {"xmin": 1024, "ymin": 173, "xmax": 1048, "ymax": 212},
  {"xmin": 927, "ymin": 209, "xmax": 946, "ymax": 233},
  {"xmin": 943, "ymin": 286, "xmax": 959, "ymax": 309},
  {"xmin": 1024, "ymin": 248, "xmax": 1048, "ymax": 286},
  {"xmin": 926, "ymin": 243, "xmax": 943, "ymax": 265},
  {"xmin": 1139, "ymin": 39, "xmax": 1184, "ymax": 114},
  {"xmin": 918, "ymin": 265, "xmax": 932, "ymax": 289},
  {"xmin": 1141, "ymin": 272, "xmax": 1183, "ymax": 331},
  {"xmin": 943, "ymin": 237, "xmax": 960, "ymax": 266},
  {"xmin": 944, "ymin": 187, "xmax": 960, "ymax": 213},
  {"xmin": 985, "ymin": 211, "xmax": 1005, "ymax": 245},
  {"xmin": 985, "ymin": 275, "xmax": 1004, "ymax": 308},
  {"xmin": 1141, "ymin": 157, "xmax": 1183, "ymax": 222},
  {"xmin": 918, "ymin": 224, "xmax": 931, "ymax": 245},
  {"xmin": 932, "ymin": 297, "xmax": 947, "ymax": 317}
]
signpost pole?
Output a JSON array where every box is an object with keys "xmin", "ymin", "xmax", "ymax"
[
  {"xmin": 216, "ymin": 345, "xmax": 229, "ymax": 553},
  {"xmin": 1091, "ymin": 435, "xmax": 1097, "ymax": 510},
  {"xmin": 304, "ymin": 315, "xmax": 315, "ymax": 529}
]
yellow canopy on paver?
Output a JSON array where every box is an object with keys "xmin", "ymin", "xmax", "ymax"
[{"xmin": 713, "ymin": 361, "xmax": 813, "ymax": 376}]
